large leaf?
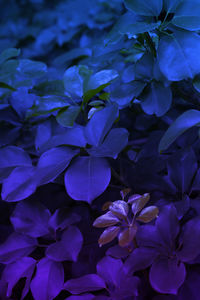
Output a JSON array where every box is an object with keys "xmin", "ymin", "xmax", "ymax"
[
  {"xmin": 140, "ymin": 82, "xmax": 172, "ymax": 117},
  {"xmin": 1, "ymin": 166, "xmax": 37, "ymax": 202},
  {"xmin": 30, "ymin": 258, "xmax": 64, "ymax": 300},
  {"xmin": 56, "ymin": 106, "xmax": 80, "ymax": 128},
  {"xmin": 120, "ymin": 21, "xmax": 161, "ymax": 38},
  {"xmin": 46, "ymin": 226, "xmax": 83, "ymax": 262},
  {"xmin": 1, "ymin": 257, "xmax": 36, "ymax": 299},
  {"xmin": 172, "ymin": 16, "xmax": 200, "ymax": 31},
  {"xmin": 17, "ymin": 59, "xmax": 47, "ymax": 78},
  {"xmin": 85, "ymin": 104, "xmax": 118, "ymax": 146},
  {"xmin": 163, "ymin": 0, "xmax": 181, "ymax": 13},
  {"xmin": 36, "ymin": 146, "xmax": 79, "ymax": 185},
  {"xmin": 158, "ymin": 31, "xmax": 200, "ymax": 81},
  {"xmin": 0, "ymin": 232, "xmax": 37, "ymax": 264},
  {"xmin": 10, "ymin": 200, "xmax": 51, "ymax": 238},
  {"xmin": 87, "ymin": 128, "xmax": 129, "ymax": 159},
  {"xmin": 124, "ymin": 0, "xmax": 163, "ymax": 16},
  {"xmin": 83, "ymin": 70, "xmax": 118, "ymax": 102},
  {"xmin": 64, "ymin": 156, "xmax": 111, "ymax": 203},
  {"xmin": 158, "ymin": 109, "xmax": 200, "ymax": 152}
]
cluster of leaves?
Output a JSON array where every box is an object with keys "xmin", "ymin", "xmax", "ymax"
[{"xmin": 1, "ymin": 0, "xmax": 200, "ymax": 299}]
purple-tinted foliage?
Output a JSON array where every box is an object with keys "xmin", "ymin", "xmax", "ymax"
[
  {"xmin": 30, "ymin": 257, "xmax": 64, "ymax": 300},
  {"xmin": 0, "ymin": 232, "xmax": 37, "ymax": 264},
  {"xmin": 46, "ymin": 225, "xmax": 83, "ymax": 262},
  {"xmin": 65, "ymin": 256, "xmax": 139, "ymax": 299},
  {"xmin": 125, "ymin": 204, "xmax": 200, "ymax": 294}
]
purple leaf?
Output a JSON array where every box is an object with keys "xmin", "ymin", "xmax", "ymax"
[
  {"xmin": 177, "ymin": 217, "xmax": 200, "ymax": 262},
  {"xmin": 150, "ymin": 257, "xmax": 186, "ymax": 295},
  {"xmin": 0, "ymin": 233, "xmax": 37, "ymax": 264},
  {"xmin": 93, "ymin": 211, "xmax": 119, "ymax": 228},
  {"xmin": 1, "ymin": 256, "xmax": 36, "ymax": 298},
  {"xmin": 48, "ymin": 208, "xmax": 81, "ymax": 232},
  {"xmin": 36, "ymin": 146, "xmax": 79, "ymax": 185},
  {"xmin": 10, "ymin": 87, "xmax": 36, "ymax": 118},
  {"xmin": 96, "ymin": 256, "xmax": 123, "ymax": 287},
  {"xmin": 64, "ymin": 274, "xmax": 106, "ymax": 294},
  {"xmin": 109, "ymin": 200, "xmax": 129, "ymax": 219},
  {"xmin": 1, "ymin": 166, "xmax": 37, "ymax": 202},
  {"xmin": 64, "ymin": 156, "xmax": 111, "ymax": 203},
  {"xmin": 124, "ymin": 247, "xmax": 156, "ymax": 274},
  {"xmin": 46, "ymin": 226, "xmax": 83, "ymax": 262},
  {"xmin": 66, "ymin": 294, "xmax": 95, "ymax": 300},
  {"xmin": 30, "ymin": 258, "xmax": 64, "ymax": 300},
  {"xmin": 98, "ymin": 226, "xmax": 120, "ymax": 247},
  {"xmin": 167, "ymin": 148, "xmax": 197, "ymax": 194},
  {"xmin": 156, "ymin": 204, "xmax": 179, "ymax": 249},
  {"xmin": 10, "ymin": 200, "xmax": 51, "ymax": 238}
]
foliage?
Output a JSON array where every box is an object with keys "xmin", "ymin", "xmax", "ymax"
[{"xmin": 1, "ymin": 0, "xmax": 200, "ymax": 299}]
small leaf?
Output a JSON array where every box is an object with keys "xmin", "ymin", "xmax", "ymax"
[
  {"xmin": 109, "ymin": 200, "xmax": 129, "ymax": 219},
  {"xmin": 120, "ymin": 21, "xmax": 161, "ymax": 38},
  {"xmin": 0, "ymin": 48, "xmax": 20, "ymax": 64},
  {"xmin": 18, "ymin": 59, "xmax": 47, "ymax": 78},
  {"xmin": 136, "ymin": 206, "xmax": 159, "ymax": 223},
  {"xmin": 118, "ymin": 225, "xmax": 137, "ymax": 247},
  {"xmin": 64, "ymin": 274, "xmax": 106, "ymax": 294},
  {"xmin": 98, "ymin": 226, "xmax": 120, "ymax": 247},
  {"xmin": 93, "ymin": 211, "xmax": 120, "ymax": 228},
  {"xmin": 129, "ymin": 193, "xmax": 150, "ymax": 214},
  {"xmin": 120, "ymin": 188, "xmax": 132, "ymax": 200}
]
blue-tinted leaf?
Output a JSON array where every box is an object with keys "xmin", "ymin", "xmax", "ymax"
[
  {"xmin": 46, "ymin": 226, "xmax": 83, "ymax": 262},
  {"xmin": 109, "ymin": 81, "xmax": 146, "ymax": 108},
  {"xmin": 56, "ymin": 106, "xmax": 80, "ymax": 128},
  {"xmin": 0, "ymin": 81, "xmax": 16, "ymax": 91},
  {"xmin": 158, "ymin": 31, "xmax": 200, "ymax": 81},
  {"xmin": 158, "ymin": 110, "xmax": 200, "ymax": 152},
  {"xmin": 163, "ymin": 0, "xmax": 181, "ymax": 13},
  {"xmin": 167, "ymin": 148, "xmax": 197, "ymax": 194},
  {"xmin": 63, "ymin": 65, "xmax": 91, "ymax": 99},
  {"xmin": 0, "ymin": 48, "xmax": 20, "ymax": 64},
  {"xmin": 140, "ymin": 82, "xmax": 172, "ymax": 117},
  {"xmin": 175, "ymin": 0, "xmax": 200, "ymax": 16},
  {"xmin": 1, "ymin": 257, "xmax": 36, "ymax": 299},
  {"xmin": 64, "ymin": 274, "xmax": 106, "ymax": 294},
  {"xmin": 1, "ymin": 166, "xmax": 37, "ymax": 202},
  {"xmin": 134, "ymin": 52, "xmax": 154, "ymax": 80},
  {"xmin": 64, "ymin": 156, "xmax": 111, "ymax": 203},
  {"xmin": 120, "ymin": 21, "xmax": 161, "ymax": 38},
  {"xmin": 87, "ymin": 128, "xmax": 129, "ymax": 159},
  {"xmin": 149, "ymin": 257, "xmax": 186, "ymax": 294},
  {"xmin": 85, "ymin": 104, "xmax": 118, "ymax": 146},
  {"xmin": 172, "ymin": 16, "xmax": 200, "ymax": 31},
  {"xmin": 0, "ymin": 232, "xmax": 37, "ymax": 264},
  {"xmin": 10, "ymin": 87, "xmax": 37, "ymax": 118},
  {"xmin": 66, "ymin": 294, "xmax": 95, "ymax": 300},
  {"xmin": 10, "ymin": 200, "xmax": 51, "ymax": 238},
  {"xmin": 0, "ymin": 146, "xmax": 32, "ymax": 169},
  {"xmin": 124, "ymin": 0, "xmax": 162, "ymax": 16},
  {"xmin": 30, "ymin": 258, "xmax": 64, "ymax": 300},
  {"xmin": 17, "ymin": 59, "xmax": 47, "ymax": 78},
  {"xmin": 36, "ymin": 146, "xmax": 79, "ymax": 185},
  {"xmin": 84, "ymin": 70, "xmax": 118, "ymax": 102}
]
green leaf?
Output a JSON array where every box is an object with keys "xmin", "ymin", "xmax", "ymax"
[
  {"xmin": 32, "ymin": 80, "xmax": 65, "ymax": 96},
  {"xmin": 56, "ymin": 106, "xmax": 80, "ymax": 127},
  {"xmin": 83, "ymin": 69, "xmax": 118, "ymax": 102},
  {"xmin": 120, "ymin": 21, "xmax": 161, "ymax": 38},
  {"xmin": 172, "ymin": 16, "xmax": 200, "ymax": 31},
  {"xmin": 159, "ymin": 109, "xmax": 200, "ymax": 153},
  {"xmin": 0, "ymin": 82, "xmax": 16, "ymax": 91},
  {"xmin": 124, "ymin": 0, "xmax": 162, "ymax": 16},
  {"xmin": 158, "ymin": 31, "xmax": 200, "ymax": 81},
  {"xmin": 0, "ymin": 48, "xmax": 20, "ymax": 64}
]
